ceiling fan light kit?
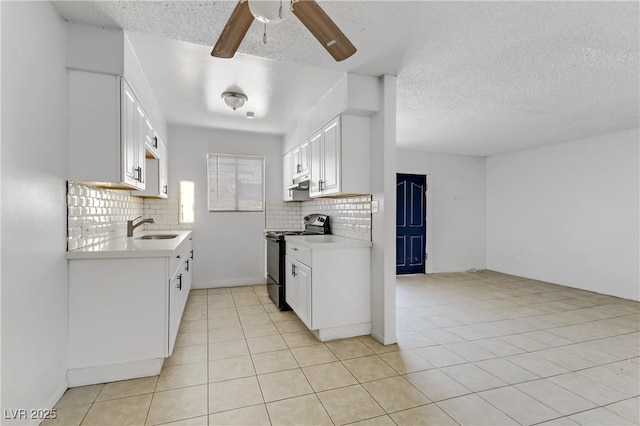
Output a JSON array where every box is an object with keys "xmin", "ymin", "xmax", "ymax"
[
  {"xmin": 248, "ymin": 0, "xmax": 288, "ymax": 24},
  {"xmin": 221, "ymin": 91, "xmax": 248, "ymax": 110},
  {"xmin": 211, "ymin": 0, "xmax": 356, "ymax": 61}
]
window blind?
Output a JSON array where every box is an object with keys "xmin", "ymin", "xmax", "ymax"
[{"xmin": 207, "ymin": 153, "xmax": 264, "ymax": 212}]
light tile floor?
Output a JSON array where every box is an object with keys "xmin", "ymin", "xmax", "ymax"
[{"xmin": 47, "ymin": 271, "xmax": 640, "ymax": 425}]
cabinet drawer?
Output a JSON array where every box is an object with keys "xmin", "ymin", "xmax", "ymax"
[
  {"xmin": 286, "ymin": 244, "xmax": 311, "ymax": 266},
  {"xmin": 170, "ymin": 240, "xmax": 193, "ymax": 277},
  {"xmin": 170, "ymin": 252, "xmax": 183, "ymax": 278}
]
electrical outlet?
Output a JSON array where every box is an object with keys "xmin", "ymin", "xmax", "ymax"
[{"xmin": 81, "ymin": 220, "xmax": 93, "ymax": 238}]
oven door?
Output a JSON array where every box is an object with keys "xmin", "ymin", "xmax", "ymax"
[
  {"xmin": 266, "ymin": 236, "xmax": 281, "ymax": 284},
  {"xmin": 267, "ymin": 274, "xmax": 281, "ymax": 309}
]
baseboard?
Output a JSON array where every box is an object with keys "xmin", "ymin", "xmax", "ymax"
[
  {"xmin": 192, "ymin": 277, "xmax": 267, "ymax": 289},
  {"xmin": 315, "ymin": 322, "xmax": 371, "ymax": 341},
  {"xmin": 67, "ymin": 358, "xmax": 163, "ymax": 387},
  {"xmin": 432, "ymin": 267, "xmax": 486, "ymax": 273},
  {"xmin": 370, "ymin": 330, "xmax": 397, "ymax": 345},
  {"xmin": 46, "ymin": 380, "xmax": 68, "ymax": 408},
  {"xmin": 4, "ymin": 380, "xmax": 69, "ymax": 426}
]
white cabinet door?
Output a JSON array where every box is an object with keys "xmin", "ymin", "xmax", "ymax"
[
  {"xmin": 309, "ymin": 132, "xmax": 323, "ymax": 197},
  {"xmin": 168, "ymin": 271, "xmax": 182, "ymax": 355},
  {"xmin": 285, "ymin": 255, "xmax": 312, "ymax": 329},
  {"xmin": 135, "ymin": 105, "xmax": 146, "ymax": 189},
  {"xmin": 292, "ymin": 146, "xmax": 302, "ymax": 176},
  {"xmin": 121, "ymin": 80, "xmax": 145, "ymax": 190},
  {"xmin": 283, "ymin": 151, "xmax": 294, "ymax": 201},
  {"xmin": 291, "ymin": 141, "xmax": 310, "ymax": 178},
  {"xmin": 121, "ymin": 82, "xmax": 140, "ymax": 188},
  {"xmin": 285, "ymin": 255, "xmax": 297, "ymax": 310},
  {"xmin": 135, "ymin": 136, "xmax": 168, "ymax": 198},
  {"xmin": 321, "ymin": 117, "xmax": 341, "ymax": 195},
  {"xmin": 183, "ymin": 255, "xmax": 193, "ymax": 294},
  {"xmin": 299, "ymin": 140, "xmax": 310, "ymax": 177},
  {"xmin": 159, "ymin": 139, "xmax": 169, "ymax": 198},
  {"xmin": 294, "ymin": 261, "xmax": 312, "ymax": 329},
  {"xmin": 144, "ymin": 119, "xmax": 159, "ymax": 159}
]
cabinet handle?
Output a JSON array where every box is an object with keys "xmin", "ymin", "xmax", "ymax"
[
  {"xmin": 176, "ymin": 255, "xmax": 181, "ymax": 259},
  {"xmin": 153, "ymin": 136, "xmax": 158, "ymax": 148},
  {"xmin": 135, "ymin": 166, "xmax": 143, "ymax": 182},
  {"xmin": 319, "ymin": 180, "xmax": 324, "ymax": 191},
  {"xmin": 177, "ymin": 274, "xmax": 182, "ymax": 290},
  {"xmin": 296, "ymin": 164, "xmax": 301, "ymax": 173},
  {"xmin": 291, "ymin": 264, "xmax": 296, "ymax": 277},
  {"xmin": 190, "ymin": 250, "xmax": 194, "ymax": 260},
  {"xmin": 185, "ymin": 259, "xmax": 190, "ymax": 272},
  {"xmin": 163, "ymin": 185, "xmax": 168, "ymax": 194},
  {"xmin": 292, "ymin": 247, "xmax": 298, "ymax": 251}
]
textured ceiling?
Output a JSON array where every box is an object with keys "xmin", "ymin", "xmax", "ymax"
[{"xmin": 52, "ymin": 1, "xmax": 640, "ymax": 156}]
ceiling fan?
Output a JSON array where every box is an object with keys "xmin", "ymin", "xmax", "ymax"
[{"xmin": 211, "ymin": 0, "xmax": 356, "ymax": 62}]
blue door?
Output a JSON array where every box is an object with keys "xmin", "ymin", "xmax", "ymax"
[{"xmin": 396, "ymin": 174, "xmax": 426, "ymax": 275}]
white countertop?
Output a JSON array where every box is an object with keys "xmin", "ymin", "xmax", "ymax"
[
  {"xmin": 67, "ymin": 230, "xmax": 192, "ymax": 259},
  {"xmin": 284, "ymin": 234, "xmax": 373, "ymax": 249}
]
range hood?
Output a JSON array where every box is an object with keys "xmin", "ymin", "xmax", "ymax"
[{"xmin": 286, "ymin": 174, "xmax": 310, "ymax": 190}]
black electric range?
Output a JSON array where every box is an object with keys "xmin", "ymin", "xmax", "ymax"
[{"xmin": 265, "ymin": 214, "xmax": 330, "ymax": 310}]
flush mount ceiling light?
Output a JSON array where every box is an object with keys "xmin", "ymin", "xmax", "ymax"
[{"xmin": 221, "ymin": 91, "xmax": 248, "ymax": 110}]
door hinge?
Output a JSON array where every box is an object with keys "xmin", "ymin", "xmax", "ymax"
[{"xmin": 425, "ymin": 253, "xmax": 429, "ymax": 260}]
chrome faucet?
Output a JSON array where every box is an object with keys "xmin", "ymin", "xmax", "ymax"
[{"xmin": 127, "ymin": 216, "xmax": 155, "ymax": 237}]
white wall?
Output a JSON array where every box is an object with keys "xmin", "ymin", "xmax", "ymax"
[
  {"xmin": 1, "ymin": 1, "xmax": 69, "ymax": 421},
  {"xmin": 168, "ymin": 125, "xmax": 282, "ymax": 288},
  {"xmin": 487, "ymin": 128, "xmax": 640, "ymax": 301},
  {"xmin": 397, "ymin": 150, "xmax": 487, "ymax": 272},
  {"xmin": 370, "ymin": 75, "xmax": 397, "ymax": 345}
]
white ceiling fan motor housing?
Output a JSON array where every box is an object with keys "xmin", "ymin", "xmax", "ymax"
[{"xmin": 248, "ymin": 0, "xmax": 290, "ymax": 24}]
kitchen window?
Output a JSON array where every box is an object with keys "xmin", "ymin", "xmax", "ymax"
[
  {"xmin": 179, "ymin": 180, "xmax": 195, "ymax": 223},
  {"xmin": 207, "ymin": 153, "xmax": 264, "ymax": 212}
]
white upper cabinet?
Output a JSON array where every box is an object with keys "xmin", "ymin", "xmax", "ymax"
[
  {"xmin": 67, "ymin": 24, "xmax": 167, "ymax": 190},
  {"xmin": 144, "ymin": 116, "xmax": 159, "ymax": 159},
  {"xmin": 309, "ymin": 115, "xmax": 369, "ymax": 198},
  {"xmin": 159, "ymin": 139, "xmax": 169, "ymax": 198},
  {"xmin": 320, "ymin": 117, "xmax": 341, "ymax": 195},
  {"xmin": 309, "ymin": 131, "xmax": 323, "ymax": 196},
  {"xmin": 137, "ymin": 135, "xmax": 169, "ymax": 199},
  {"xmin": 283, "ymin": 148, "xmax": 310, "ymax": 202},
  {"xmin": 292, "ymin": 140, "xmax": 310, "ymax": 178},
  {"xmin": 69, "ymin": 72, "xmax": 145, "ymax": 190}
]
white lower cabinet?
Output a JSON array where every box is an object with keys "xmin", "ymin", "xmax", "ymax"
[
  {"xmin": 68, "ymin": 237, "xmax": 193, "ymax": 386},
  {"xmin": 168, "ymin": 248, "xmax": 193, "ymax": 354},
  {"xmin": 285, "ymin": 256, "xmax": 312, "ymax": 329},
  {"xmin": 285, "ymin": 241, "xmax": 371, "ymax": 341}
]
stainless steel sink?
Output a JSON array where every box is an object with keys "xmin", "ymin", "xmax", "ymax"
[{"xmin": 136, "ymin": 234, "xmax": 179, "ymax": 240}]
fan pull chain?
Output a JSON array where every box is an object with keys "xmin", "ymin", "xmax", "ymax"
[{"xmin": 263, "ymin": 22, "xmax": 267, "ymax": 45}]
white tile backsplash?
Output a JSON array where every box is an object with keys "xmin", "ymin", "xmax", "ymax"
[
  {"xmin": 143, "ymin": 198, "xmax": 193, "ymax": 231},
  {"xmin": 67, "ymin": 183, "xmax": 193, "ymax": 250},
  {"xmin": 265, "ymin": 202, "xmax": 305, "ymax": 230},
  {"xmin": 266, "ymin": 195, "xmax": 372, "ymax": 241},
  {"xmin": 67, "ymin": 182, "xmax": 144, "ymax": 250},
  {"xmin": 68, "ymin": 182, "xmax": 368, "ymax": 250}
]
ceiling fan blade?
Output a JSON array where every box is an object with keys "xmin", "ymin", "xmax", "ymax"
[
  {"xmin": 211, "ymin": 0, "xmax": 254, "ymax": 58},
  {"xmin": 292, "ymin": 0, "xmax": 356, "ymax": 61}
]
